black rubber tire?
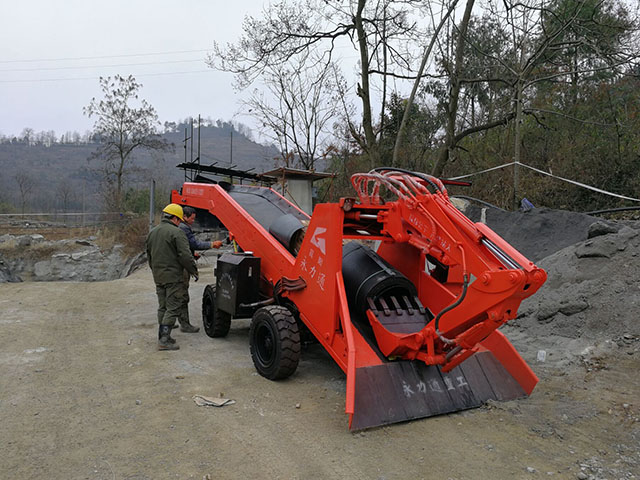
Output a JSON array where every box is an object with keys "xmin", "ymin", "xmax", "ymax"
[
  {"xmin": 202, "ymin": 284, "xmax": 231, "ymax": 338},
  {"xmin": 249, "ymin": 305, "xmax": 301, "ymax": 380}
]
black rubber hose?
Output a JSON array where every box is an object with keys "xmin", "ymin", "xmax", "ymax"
[{"xmin": 433, "ymin": 274, "xmax": 469, "ymax": 344}]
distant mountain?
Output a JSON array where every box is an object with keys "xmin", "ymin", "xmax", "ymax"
[{"xmin": 0, "ymin": 124, "xmax": 280, "ymax": 212}]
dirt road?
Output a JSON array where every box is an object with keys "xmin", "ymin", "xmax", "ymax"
[{"xmin": 1, "ymin": 264, "xmax": 638, "ymax": 479}]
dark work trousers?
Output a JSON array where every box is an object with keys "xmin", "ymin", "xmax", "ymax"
[
  {"xmin": 156, "ymin": 282, "xmax": 188, "ymax": 327},
  {"xmin": 179, "ymin": 269, "xmax": 191, "ymax": 325}
]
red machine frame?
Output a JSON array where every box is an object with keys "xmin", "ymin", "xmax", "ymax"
[{"xmin": 172, "ymin": 169, "xmax": 546, "ymax": 428}]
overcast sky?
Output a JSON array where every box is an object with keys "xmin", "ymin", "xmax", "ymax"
[{"xmin": 0, "ymin": 0, "xmax": 267, "ymax": 138}]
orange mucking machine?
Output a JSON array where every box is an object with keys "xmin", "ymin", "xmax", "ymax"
[{"xmin": 172, "ymin": 168, "xmax": 547, "ymax": 430}]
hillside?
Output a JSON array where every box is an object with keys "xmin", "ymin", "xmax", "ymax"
[{"xmin": 0, "ymin": 124, "xmax": 279, "ymax": 212}]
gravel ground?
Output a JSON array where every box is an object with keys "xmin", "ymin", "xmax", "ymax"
[{"xmin": 1, "ymin": 209, "xmax": 639, "ymax": 479}]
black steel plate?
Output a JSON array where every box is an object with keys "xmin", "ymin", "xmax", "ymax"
[{"xmin": 350, "ymin": 351, "xmax": 527, "ymax": 430}]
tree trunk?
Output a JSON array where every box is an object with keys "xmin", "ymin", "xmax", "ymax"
[
  {"xmin": 393, "ymin": 0, "xmax": 461, "ymax": 170},
  {"xmin": 354, "ymin": 0, "xmax": 379, "ymax": 168},
  {"xmin": 513, "ymin": 78, "xmax": 523, "ymax": 211},
  {"xmin": 379, "ymin": 1, "xmax": 388, "ymax": 162},
  {"xmin": 116, "ymin": 153, "xmax": 125, "ymax": 211},
  {"xmin": 431, "ymin": 0, "xmax": 475, "ymax": 178}
]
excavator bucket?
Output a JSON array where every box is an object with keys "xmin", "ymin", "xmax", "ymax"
[
  {"xmin": 350, "ymin": 352, "xmax": 526, "ymax": 430},
  {"xmin": 341, "ymin": 241, "xmax": 537, "ymax": 430}
]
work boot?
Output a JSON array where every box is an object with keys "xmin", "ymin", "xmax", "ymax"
[
  {"xmin": 158, "ymin": 325, "xmax": 179, "ymax": 351},
  {"xmin": 179, "ymin": 320, "xmax": 200, "ymax": 333},
  {"xmin": 158, "ymin": 325, "xmax": 176, "ymax": 343}
]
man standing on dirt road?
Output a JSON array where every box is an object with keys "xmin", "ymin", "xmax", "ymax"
[
  {"xmin": 177, "ymin": 206, "xmax": 223, "ymax": 333},
  {"xmin": 146, "ymin": 203, "xmax": 198, "ymax": 351}
]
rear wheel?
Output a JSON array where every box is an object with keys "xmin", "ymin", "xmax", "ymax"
[
  {"xmin": 202, "ymin": 285, "xmax": 231, "ymax": 338},
  {"xmin": 250, "ymin": 305, "xmax": 300, "ymax": 380}
]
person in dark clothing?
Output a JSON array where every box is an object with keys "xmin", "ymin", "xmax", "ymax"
[
  {"xmin": 179, "ymin": 206, "xmax": 223, "ymax": 253},
  {"xmin": 177, "ymin": 206, "xmax": 223, "ymax": 333},
  {"xmin": 146, "ymin": 203, "xmax": 198, "ymax": 350}
]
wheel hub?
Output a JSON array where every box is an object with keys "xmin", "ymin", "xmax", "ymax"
[{"xmin": 256, "ymin": 324, "xmax": 275, "ymax": 366}]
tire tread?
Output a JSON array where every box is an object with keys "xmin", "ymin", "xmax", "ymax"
[
  {"xmin": 250, "ymin": 305, "xmax": 301, "ymax": 380},
  {"xmin": 202, "ymin": 285, "xmax": 232, "ymax": 338}
]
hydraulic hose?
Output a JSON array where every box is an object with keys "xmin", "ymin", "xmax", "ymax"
[
  {"xmin": 239, "ymin": 298, "xmax": 275, "ymax": 309},
  {"xmin": 433, "ymin": 274, "xmax": 469, "ymax": 345},
  {"xmin": 371, "ymin": 167, "xmax": 443, "ymax": 193}
]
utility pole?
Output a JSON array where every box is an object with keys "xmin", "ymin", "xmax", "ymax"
[
  {"xmin": 183, "ymin": 127, "xmax": 191, "ymax": 182},
  {"xmin": 197, "ymin": 114, "xmax": 201, "ymax": 165},
  {"xmin": 149, "ymin": 179, "xmax": 155, "ymax": 232},
  {"xmin": 82, "ymin": 180, "xmax": 86, "ymax": 227}
]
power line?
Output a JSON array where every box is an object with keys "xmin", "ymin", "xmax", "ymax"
[
  {"xmin": 0, "ymin": 48, "xmax": 213, "ymax": 64},
  {"xmin": 0, "ymin": 70, "xmax": 214, "ymax": 84},
  {"xmin": 0, "ymin": 59, "xmax": 205, "ymax": 73}
]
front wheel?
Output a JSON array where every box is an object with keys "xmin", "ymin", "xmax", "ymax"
[
  {"xmin": 202, "ymin": 285, "xmax": 231, "ymax": 338},
  {"xmin": 249, "ymin": 305, "xmax": 301, "ymax": 380}
]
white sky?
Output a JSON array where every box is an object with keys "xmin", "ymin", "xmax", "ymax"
[{"xmin": 0, "ymin": 0, "xmax": 268, "ymax": 138}]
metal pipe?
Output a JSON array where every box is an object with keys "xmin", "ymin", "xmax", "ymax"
[{"xmin": 481, "ymin": 238, "xmax": 521, "ymax": 270}]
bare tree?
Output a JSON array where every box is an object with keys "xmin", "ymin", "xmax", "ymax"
[
  {"xmin": 57, "ymin": 179, "xmax": 75, "ymax": 212},
  {"xmin": 245, "ymin": 56, "xmax": 341, "ymax": 170},
  {"xmin": 209, "ymin": 0, "xmax": 438, "ymax": 166},
  {"xmin": 84, "ymin": 75, "xmax": 171, "ymax": 211},
  {"xmin": 20, "ymin": 128, "xmax": 34, "ymax": 146},
  {"xmin": 15, "ymin": 170, "xmax": 35, "ymax": 214},
  {"xmin": 393, "ymin": 0, "xmax": 462, "ymax": 166},
  {"xmin": 45, "ymin": 130, "xmax": 57, "ymax": 147}
]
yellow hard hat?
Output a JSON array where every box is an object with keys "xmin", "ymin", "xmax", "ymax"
[{"xmin": 162, "ymin": 203, "xmax": 184, "ymax": 221}]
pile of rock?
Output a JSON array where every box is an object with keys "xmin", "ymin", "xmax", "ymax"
[
  {"xmin": 0, "ymin": 233, "xmax": 145, "ymax": 283},
  {"xmin": 461, "ymin": 204, "xmax": 640, "ymax": 366}
]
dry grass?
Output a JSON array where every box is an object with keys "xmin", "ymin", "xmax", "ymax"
[
  {"xmin": 1, "ymin": 215, "xmax": 149, "ymax": 256},
  {"xmin": 94, "ymin": 216, "xmax": 149, "ymax": 255},
  {"xmin": 0, "ymin": 242, "xmax": 60, "ymax": 262},
  {"xmin": 1, "ymin": 225, "xmax": 99, "ymax": 241}
]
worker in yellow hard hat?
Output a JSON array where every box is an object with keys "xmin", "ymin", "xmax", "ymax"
[
  {"xmin": 161, "ymin": 203, "xmax": 184, "ymax": 221},
  {"xmin": 145, "ymin": 203, "xmax": 198, "ymax": 350}
]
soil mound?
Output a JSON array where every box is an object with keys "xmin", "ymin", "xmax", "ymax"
[
  {"xmin": 463, "ymin": 205, "xmax": 616, "ymax": 262},
  {"xmin": 459, "ymin": 204, "xmax": 640, "ymax": 368},
  {"xmin": 510, "ymin": 224, "xmax": 640, "ymax": 360}
]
